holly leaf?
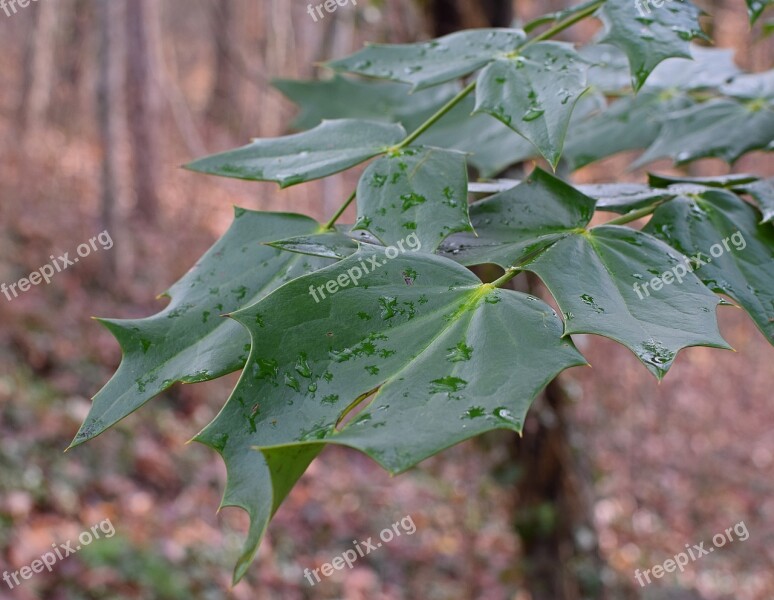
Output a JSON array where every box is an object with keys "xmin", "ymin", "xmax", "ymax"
[
  {"xmin": 579, "ymin": 43, "xmax": 631, "ymax": 92},
  {"xmin": 644, "ymin": 45, "xmax": 741, "ymax": 90},
  {"xmin": 272, "ymin": 76, "xmax": 458, "ymax": 131},
  {"xmin": 439, "ymin": 168, "xmax": 596, "ymax": 267},
  {"xmin": 578, "ymin": 183, "xmax": 676, "ymax": 213},
  {"xmin": 563, "ymin": 46, "xmax": 742, "ymax": 170},
  {"xmin": 735, "ymin": 178, "xmax": 774, "ymax": 224},
  {"xmin": 184, "ymin": 120, "xmax": 405, "ymax": 187},
  {"xmin": 327, "ymin": 29, "xmax": 527, "ymax": 91},
  {"xmin": 354, "ymin": 147, "xmax": 472, "ymax": 251},
  {"xmin": 70, "ymin": 210, "xmax": 332, "ymax": 447},
  {"xmin": 423, "ymin": 91, "xmax": 604, "ymax": 177},
  {"xmin": 645, "ymin": 189, "xmax": 774, "ymax": 343},
  {"xmin": 524, "ymin": 225, "xmax": 730, "ymax": 378},
  {"xmin": 421, "ymin": 96, "xmax": 537, "ymax": 177},
  {"xmin": 563, "ymin": 89, "xmax": 692, "ymax": 170},
  {"xmin": 720, "ymin": 69, "xmax": 774, "ymax": 100},
  {"xmin": 597, "ymin": 0, "xmax": 707, "ymax": 90},
  {"xmin": 648, "ymin": 173, "xmax": 759, "ymax": 189},
  {"xmin": 474, "ymin": 42, "xmax": 589, "ymax": 168},
  {"xmin": 194, "ymin": 248, "xmax": 586, "ymax": 581},
  {"xmin": 267, "ymin": 228, "xmax": 360, "ymax": 259},
  {"xmin": 634, "ymin": 99, "xmax": 774, "ymax": 167}
]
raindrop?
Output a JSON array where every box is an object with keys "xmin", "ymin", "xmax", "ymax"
[
  {"xmin": 522, "ymin": 106, "xmax": 545, "ymax": 122},
  {"xmin": 462, "ymin": 406, "xmax": 486, "ymax": 419},
  {"xmin": 580, "ymin": 294, "xmax": 605, "ymax": 313},
  {"xmin": 379, "ymin": 296, "xmax": 399, "ymax": 319},
  {"xmin": 400, "ymin": 193, "xmax": 427, "ymax": 212},
  {"xmin": 295, "ymin": 354, "xmax": 312, "ymax": 378},
  {"xmin": 446, "ymin": 341, "xmax": 473, "ymax": 362},
  {"xmin": 429, "ymin": 376, "xmax": 468, "ymax": 393},
  {"xmin": 284, "ymin": 373, "xmax": 300, "ymax": 392}
]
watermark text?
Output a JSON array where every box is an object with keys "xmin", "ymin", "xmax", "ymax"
[{"xmin": 304, "ymin": 514, "xmax": 416, "ymax": 586}]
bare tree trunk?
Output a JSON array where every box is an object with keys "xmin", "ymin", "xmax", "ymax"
[
  {"xmin": 18, "ymin": 0, "xmax": 59, "ymax": 136},
  {"xmin": 97, "ymin": 0, "xmax": 122, "ymax": 277},
  {"xmin": 422, "ymin": 0, "xmax": 513, "ymax": 35},
  {"xmin": 57, "ymin": 0, "xmax": 92, "ymax": 124},
  {"xmin": 510, "ymin": 378, "xmax": 614, "ymax": 600},
  {"xmin": 126, "ymin": 0, "xmax": 161, "ymax": 222},
  {"xmin": 206, "ymin": 0, "xmax": 239, "ymax": 128}
]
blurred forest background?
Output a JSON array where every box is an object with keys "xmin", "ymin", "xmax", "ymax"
[{"xmin": 0, "ymin": 0, "xmax": 773, "ymax": 599}]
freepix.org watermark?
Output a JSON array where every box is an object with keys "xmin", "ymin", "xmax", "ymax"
[
  {"xmin": 304, "ymin": 515, "xmax": 416, "ymax": 586},
  {"xmin": 307, "ymin": 0, "xmax": 357, "ymax": 22},
  {"xmin": 1, "ymin": 230, "xmax": 113, "ymax": 302},
  {"xmin": 634, "ymin": 520, "xmax": 749, "ymax": 587},
  {"xmin": 3, "ymin": 518, "xmax": 115, "ymax": 590},
  {"xmin": 633, "ymin": 230, "xmax": 746, "ymax": 300},
  {"xmin": 1, "ymin": 0, "xmax": 38, "ymax": 18},
  {"xmin": 308, "ymin": 233, "xmax": 421, "ymax": 303}
]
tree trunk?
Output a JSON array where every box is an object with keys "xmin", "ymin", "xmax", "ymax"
[
  {"xmin": 18, "ymin": 0, "xmax": 58, "ymax": 136},
  {"xmin": 422, "ymin": 0, "xmax": 513, "ymax": 35},
  {"xmin": 57, "ymin": 0, "xmax": 92, "ymax": 125},
  {"xmin": 206, "ymin": 0, "xmax": 239, "ymax": 128},
  {"xmin": 510, "ymin": 377, "xmax": 613, "ymax": 599},
  {"xmin": 97, "ymin": 0, "xmax": 122, "ymax": 278},
  {"xmin": 126, "ymin": 0, "xmax": 161, "ymax": 222}
]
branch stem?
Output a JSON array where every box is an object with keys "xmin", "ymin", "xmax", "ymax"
[
  {"xmin": 395, "ymin": 80, "xmax": 477, "ymax": 150},
  {"xmin": 491, "ymin": 268, "xmax": 521, "ymax": 289},
  {"xmin": 521, "ymin": 0, "xmax": 605, "ymax": 49},
  {"xmin": 323, "ymin": 189, "xmax": 357, "ymax": 230}
]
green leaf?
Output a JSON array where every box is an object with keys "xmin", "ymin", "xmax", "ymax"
[
  {"xmin": 580, "ymin": 41, "xmax": 738, "ymax": 94},
  {"xmin": 736, "ymin": 178, "xmax": 774, "ymax": 224},
  {"xmin": 634, "ymin": 99, "xmax": 774, "ymax": 167},
  {"xmin": 578, "ymin": 183, "xmax": 676, "ymax": 213},
  {"xmin": 422, "ymin": 91, "xmax": 604, "ymax": 177},
  {"xmin": 644, "ymin": 45, "xmax": 742, "ymax": 90},
  {"xmin": 645, "ymin": 189, "xmax": 774, "ymax": 344},
  {"xmin": 433, "ymin": 121, "xmax": 533, "ymax": 177},
  {"xmin": 563, "ymin": 89, "xmax": 692, "ymax": 170},
  {"xmin": 184, "ymin": 120, "xmax": 406, "ymax": 187},
  {"xmin": 421, "ymin": 96, "xmax": 535, "ymax": 177},
  {"xmin": 598, "ymin": 0, "xmax": 707, "ymax": 90},
  {"xmin": 474, "ymin": 42, "xmax": 589, "ymax": 168},
  {"xmin": 648, "ymin": 173, "xmax": 759, "ymax": 189},
  {"xmin": 524, "ymin": 226, "xmax": 730, "ymax": 379},
  {"xmin": 272, "ymin": 76, "xmax": 458, "ymax": 131},
  {"xmin": 327, "ymin": 29, "xmax": 527, "ymax": 91},
  {"xmin": 70, "ymin": 210, "xmax": 332, "ymax": 448},
  {"xmin": 563, "ymin": 46, "xmax": 742, "ymax": 170},
  {"xmin": 267, "ymin": 228, "xmax": 360, "ymax": 260},
  {"xmin": 578, "ymin": 43, "xmax": 631, "ymax": 92},
  {"xmin": 439, "ymin": 168, "xmax": 596, "ymax": 268},
  {"xmin": 194, "ymin": 247, "xmax": 586, "ymax": 580},
  {"xmin": 720, "ymin": 69, "xmax": 774, "ymax": 101},
  {"xmin": 354, "ymin": 147, "xmax": 472, "ymax": 251},
  {"xmin": 269, "ymin": 75, "xmax": 535, "ymax": 177},
  {"xmin": 747, "ymin": 0, "xmax": 774, "ymax": 24},
  {"xmin": 442, "ymin": 172, "xmax": 729, "ymax": 378}
]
